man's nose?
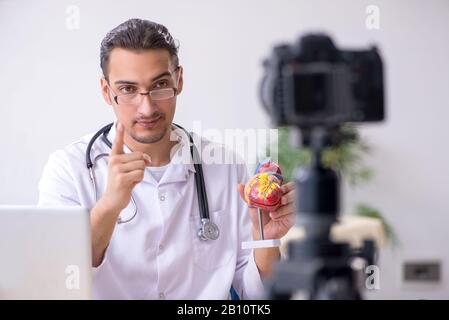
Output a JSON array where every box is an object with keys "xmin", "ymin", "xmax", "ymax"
[{"xmin": 136, "ymin": 94, "xmax": 156, "ymax": 115}]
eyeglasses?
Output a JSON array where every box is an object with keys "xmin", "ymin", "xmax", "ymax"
[
  {"xmin": 107, "ymin": 68, "xmax": 180, "ymax": 106},
  {"xmin": 109, "ymin": 87, "xmax": 178, "ymax": 105}
]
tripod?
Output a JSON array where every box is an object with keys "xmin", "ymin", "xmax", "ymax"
[{"xmin": 267, "ymin": 126, "xmax": 374, "ymax": 299}]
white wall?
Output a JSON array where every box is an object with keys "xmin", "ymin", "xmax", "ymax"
[{"xmin": 1, "ymin": 0, "xmax": 448, "ymax": 299}]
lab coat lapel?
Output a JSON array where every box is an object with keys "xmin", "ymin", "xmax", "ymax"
[{"xmin": 159, "ymin": 126, "xmax": 196, "ymax": 185}]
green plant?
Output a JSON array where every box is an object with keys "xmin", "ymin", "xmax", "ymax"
[{"xmin": 267, "ymin": 125, "xmax": 399, "ymax": 247}]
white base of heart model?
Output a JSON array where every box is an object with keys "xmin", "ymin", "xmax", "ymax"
[{"xmin": 241, "ymin": 239, "xmax": 281, "ymax": 249}]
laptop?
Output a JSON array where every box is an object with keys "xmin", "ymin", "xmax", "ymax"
[{"xmin": 0, "ymin": 205, "xmax": 92, "ymax": 299}]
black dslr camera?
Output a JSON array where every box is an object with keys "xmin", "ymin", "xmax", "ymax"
[
  {"xmin": 261, "ymin": 34, "xmax": 384, "ymax": 128},
  {"xmin": 261, "ymin": 34, "xmax": 385, "ymax": 300}
]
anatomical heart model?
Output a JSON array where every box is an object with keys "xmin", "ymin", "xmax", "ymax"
[{"xmin": 242, "ymin": 158, "xmax": 283, "ymax": 249}]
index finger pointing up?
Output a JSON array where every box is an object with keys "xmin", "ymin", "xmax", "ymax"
[{"xmin": 112, "ymin": 122, "xmax": 125, "ymax": 155}]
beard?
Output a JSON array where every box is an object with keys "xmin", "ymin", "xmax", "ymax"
[
  {"xmin": 130, "ymin": 112, "xmax": 169, "ymax": 144},
  {"xmin": 130, "ymin": 124, "xmax": 168, "ymax": 144}
]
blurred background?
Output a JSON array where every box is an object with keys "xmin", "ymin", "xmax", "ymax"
[{"xmin": 1, "ymin": 0, "xmax": 448, "ymax": 299}]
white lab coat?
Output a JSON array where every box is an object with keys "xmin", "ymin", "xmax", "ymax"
[{"xmin": 38, "ymin": 122, "xmax": 265, "ymax": 300}]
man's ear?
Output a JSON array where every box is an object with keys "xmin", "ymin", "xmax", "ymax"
[
  {"xmin": 176, "ymin": 66, "xmax": 184, "ymax": 96},
  {"xmin": 100, "ymin": 77, "xmax": 113, "ymax": 105}
]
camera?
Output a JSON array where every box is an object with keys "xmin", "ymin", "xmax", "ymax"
[{"xmin": 260, "ymin": 34, "xmax": 385, "ymax": 128}]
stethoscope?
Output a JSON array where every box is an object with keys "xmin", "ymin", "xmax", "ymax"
[{"xmin": 85, "ymin": 122, "xmax": 220, "ymax": 241}]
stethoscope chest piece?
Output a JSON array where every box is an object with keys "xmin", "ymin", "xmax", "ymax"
[{"xmin": 198, "ymin": 219, "xmax": 219, "ymax": 241}]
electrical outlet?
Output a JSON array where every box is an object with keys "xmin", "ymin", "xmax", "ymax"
[{"xmin": 403, "ymin": 261, "xmax": 441, "ymax": 282}]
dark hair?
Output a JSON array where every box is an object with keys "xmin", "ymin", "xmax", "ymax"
[{"xmin": 100, "ymin": 18, "xmax": 179, "ymax": 79}]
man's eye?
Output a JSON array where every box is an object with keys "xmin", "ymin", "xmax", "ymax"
[
  {"xmin": 119, "ymin": 86, "xmax": 137, "ymax": 94},
  {"xmin": 155, "ymin": 80, "xmax": 169, "ymax": 89}
]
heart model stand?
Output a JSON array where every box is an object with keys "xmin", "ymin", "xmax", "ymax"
[
  {"xmin": 242, "ymin": 208, "xmax": 281, "ymax": 249},
  {"xmin": 242, "ymin": 159, "xmax": 283, "ymax": 250}
]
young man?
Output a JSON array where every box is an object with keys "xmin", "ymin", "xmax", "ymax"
[{"xmin": 38, "ymin": 18, "xmax": 295, "ymax": 299}]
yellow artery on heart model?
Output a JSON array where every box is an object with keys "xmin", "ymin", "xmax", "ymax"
[{"xmin": 244, "ymin": 159, "xmax": 284, "ymax": 212}]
